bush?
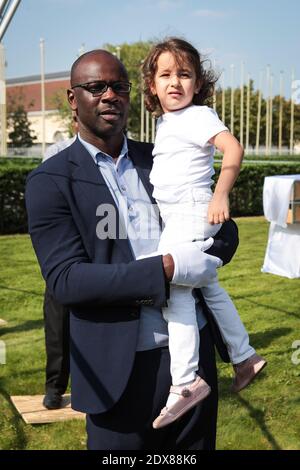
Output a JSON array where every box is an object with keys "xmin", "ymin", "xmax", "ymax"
[
  {"xmin": 243, "ymin": 154, "xmax": 300, "ymax": 162},
  {"xmin": 214, "ymin": 163, "xmax": 300, "ymax": 216},
  {"xmin": 0, "ymin": 158, "xmax": 300, "ymax": 234},
  {"xmin": 0, "ymin": 158, "xmax": 41, "ymax": 234},
  {"xmin": 215, "ymin": 153, "xmax": 300, "ymax": 162},
  {"xmin": 0, "ymin": 156, "xmax": 42, "ymax": 166}
]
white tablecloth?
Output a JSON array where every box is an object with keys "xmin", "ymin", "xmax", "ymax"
[
  {"xmin": 263, "ymin": 174, "xmax": 300, "ymax": 228},
  {"xmin": 262, "ymin": 174, "xmax": 300, "ymax": 278}
]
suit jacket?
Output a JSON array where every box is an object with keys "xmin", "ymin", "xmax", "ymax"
[{"xmin": 26, "ymin": 138, "xmax": 236, "ymax": 414}]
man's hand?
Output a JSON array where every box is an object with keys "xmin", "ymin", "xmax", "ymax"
[
  {"xmin": 162, "ymin": 254, "xmax": 175, "ymax": 281},
  {"xmin": 166, "ymin": 240, "xmax": 222, "ymax": 288},
  {"xmin": 162, "ymin": 220, "xmax": 239, "ymax": 286}
]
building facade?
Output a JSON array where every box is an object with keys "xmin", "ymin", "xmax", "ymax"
[{"xmin": 6, "ymin": 71, "xmax": 70, "ymax": 145}]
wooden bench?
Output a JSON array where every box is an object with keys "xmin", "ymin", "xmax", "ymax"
[{"xmin": 10, "ymin": 394, "xmax": 85, "ymax": 424}]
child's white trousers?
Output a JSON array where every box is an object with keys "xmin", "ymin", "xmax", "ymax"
[{"xmin": 158, "ymin": 188, "xmax": 255, "ymax": 385}]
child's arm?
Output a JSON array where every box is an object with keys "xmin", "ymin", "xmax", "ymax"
[{"xmin": 208, "ymin": 131, "xmax": 244, "ymax": 224}]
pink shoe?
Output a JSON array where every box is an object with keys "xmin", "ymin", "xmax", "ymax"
[
  {"xmin": 153, "ymin": 376, "xmax": 211, "ymax": 429},
  {"xmin": 231, "ymin": 353, "xmax": 267, "ymax": 392}
]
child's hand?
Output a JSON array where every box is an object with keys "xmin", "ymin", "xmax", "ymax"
[{"xmin": 208, "ymin": 193, "xmax": 230, "ymax": 224}]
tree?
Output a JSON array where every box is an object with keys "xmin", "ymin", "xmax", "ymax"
[
  {"xmin": 52, "ymin": 41, "xmax": 300, "ymax": 149},
  {"xmin": 51, "ymin": 89, "xmax": 74, "ymax": 137},
  {"xmin": 7, "ymin": 94, "xmax": 36, "ymax": 148},
  {"xmin": 104, "ymin": 41, "xmax": 153, "ymax": 138},
  {"xmin": 216, "ymin": 83, "xmax": 300, "ymax": 149},
  {"xmin": 52, "ymin": 41, "xmax": 153, "ymax": 139}
]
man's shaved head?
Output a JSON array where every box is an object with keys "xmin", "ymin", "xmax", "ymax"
[
  {"xmin": 70, "ymin": 49, "xmax": 128, "ymax": 86},
  {"xmin": 67, "ymin": 48, "xmax": 130, "ymax": 154}
]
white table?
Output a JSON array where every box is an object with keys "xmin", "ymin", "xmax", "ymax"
[{"xmin": 261, "ymin": 174, "xmax": 300, "ymax": 278}]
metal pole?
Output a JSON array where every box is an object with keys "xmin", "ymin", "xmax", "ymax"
[
  {"xmin": 256, "ymin": 71, "xmax": 262, "ymax": 156},
  {"xmin": 40, "ymin": 38, "xmax": 46, "ymax": 157},
  {"xmin": 221, "ymin": 70, "xmax": 225, "ymax": 124},
  {"xmin": 265, "ymin": 65, "xmax": 270, "ymax": 155},
  {"xmin": 245, "ymin": 74, "xmax": 250, "ymax": 154},
  {"xmin": 140, "ymin": 60, "xmax": 145, "ymax": 142},
  {"xmin": 0, "ymin": 0, "xmax": 21, "ymax": 42},
  {"xmin": 240, "ymin": 62, "xmax": 244, "ymax": 146},
  {"xmin": 151, "ymin": 115, "xmax": 155, "ymax": 143},
  {"xmin": 0, "ymin": 0, "xmax": 9, "ymax": 17},
  {"xmin": 213, "ymin": 88, "xmax": 216, "ymax": 111},
  {"xmin": 0, "ymin": 43, "xmax": 6, "ymax": 156},
  {"xmin": 278, "ymin": 71, "xmax": 283, "ymax": 154},
  {"xmin": 140, "ymin": 89, "xmax": 144, "ymax": 142},
  {"xmin": 146, "ymin": 110, "xmax": 150, "ymax": 143},
  {"xmin": 213, "ymin": 59, "xmax": 216, "ymax": 111},
  {"xmin": 116, "ymin": 46, "xmax": 121, "ymax": 60},
  {"xmin": 269, "ymin": 74, "xmax": 273, "ymax": 154},
  {"xmin": 290, "ymin": 68, "xmax": 295, "ymax": 155},
  {"xmin": 230, "ymin": 64, "xmax": 234, "ymax": 134}
]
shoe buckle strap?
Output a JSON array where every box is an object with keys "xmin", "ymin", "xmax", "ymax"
[{"xmin": 169, "ymin": 385, "xmax": 192, "ymax": 397}]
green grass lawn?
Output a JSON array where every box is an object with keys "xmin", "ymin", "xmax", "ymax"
[{"xmin": 0, "ymin": 217, "xmax": 299, "ymax": 450}]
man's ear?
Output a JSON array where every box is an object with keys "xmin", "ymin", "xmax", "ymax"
[{"xmin": 67, "ymin": 88, "xmax": 77, "ymax": 111}]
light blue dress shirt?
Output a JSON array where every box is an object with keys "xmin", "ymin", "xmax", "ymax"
[{"xmin": 78, "ymin": 134, "xmax": 206, "ymax": 351}]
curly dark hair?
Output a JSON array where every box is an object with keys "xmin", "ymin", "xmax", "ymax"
[{"xmin": 141, "ymin": 37, "xmax": 218, "ymax": 116}]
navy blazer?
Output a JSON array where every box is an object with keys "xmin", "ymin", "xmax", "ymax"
[{"xmin": 26, "ymin": 138, "xmax": 236, "ymax": 414}]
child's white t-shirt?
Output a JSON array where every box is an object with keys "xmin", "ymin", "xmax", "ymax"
[{"xmin": 150, "ymin": 105, "xmax": 228, "ymax": 203}]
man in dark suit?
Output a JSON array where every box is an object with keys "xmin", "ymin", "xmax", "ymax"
[
  {"xmin": 25, "ymin": 50, "xmax": 238, "ymax": 450},
  {"xmin": 41, "ymin": 116, "xmax": 78, "ymax": 410}
]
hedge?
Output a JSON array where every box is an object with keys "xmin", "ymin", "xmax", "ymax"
[
  {"xmin": 0, "ymin": 158, "xmax": 300, "ymax": 234},
  {"xmin": 242, "ymin": 155, "xmax": 300, "ymax": 162},
  {"xmin": 0, "ymin": 158, "xmax": 41, "ymax": 234},
  {"xmin": 215, "ymin": 163, "xmax": 300, "ymax": 217},
  {"xmin": 216, "ymin": 154, "xmax": 300, "ymax": 162}
]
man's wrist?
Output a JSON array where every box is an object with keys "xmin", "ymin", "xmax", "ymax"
[{"xmin": 162, "ymin": 254, "xmax": 174, "ymax": 282}]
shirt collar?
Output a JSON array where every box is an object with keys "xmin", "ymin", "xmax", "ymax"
[{"xmin": 78, "ymin": 133, "xmax": 128, "ymax": 165}]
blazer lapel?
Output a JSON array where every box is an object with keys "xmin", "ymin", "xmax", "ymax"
[
  {"xmin": 127, "ymin": 140, "xmax": 156, "ymax": 204},
  {"xmin": 68, "ymin": 138, "xmax": 133, "ymax": 261}
]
